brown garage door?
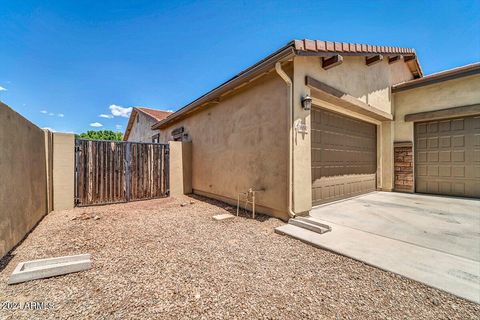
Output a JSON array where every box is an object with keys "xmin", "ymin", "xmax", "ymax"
[
  {"xmin": 311, "ymin": 107, "xmax": 377, "ymax": 206},
  {"xmin": 414, "ymin": 115, "xmax": 480, "ymax": 197}
]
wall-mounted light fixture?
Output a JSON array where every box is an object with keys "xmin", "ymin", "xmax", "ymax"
[{"xmin": 301, "ymin": 94, "xmax": 312, "ymax": 111}]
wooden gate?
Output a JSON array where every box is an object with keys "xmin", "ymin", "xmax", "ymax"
[{"xmin": 75, "ymin": 139, "xmax": 169, "ymax": 206}]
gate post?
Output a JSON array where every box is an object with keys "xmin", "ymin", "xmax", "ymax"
[
  {"xmin": 168, "ymin": 141, "xmax": 192, "ymax": 196},
  {"xmin": 125, "ymin": 142, "xmax": 131, "ymax": 202},
  {"xmin": 53, "ymin": 133, "xmax": 75, "ymax": 210}
]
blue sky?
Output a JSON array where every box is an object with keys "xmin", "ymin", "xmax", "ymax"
[{"xmin": 1, "ymin": 0, "xmax": 479, "ymax": 134}]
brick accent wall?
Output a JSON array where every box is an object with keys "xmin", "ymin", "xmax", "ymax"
[{"xmin": 394, "ymin": 142, "xmax": 414, "ymax": 192}]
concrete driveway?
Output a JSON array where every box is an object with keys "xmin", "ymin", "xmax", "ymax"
[
  {"xmin": 310, "ymin": 192, "xmax": 480, "ymax": 262},
  {"xmin": 276, "ymin": 191, "xmax": 480, "ymax": 303}
]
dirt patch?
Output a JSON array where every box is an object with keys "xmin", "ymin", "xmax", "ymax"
[{"xmin": 0, "ymin": 195, "xmax": 478, "ymax": 319}]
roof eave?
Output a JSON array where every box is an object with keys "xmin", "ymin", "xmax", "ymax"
[
  {"xmin": 392, "ymin": 62, "xmax": 480, "ymax": 93},
  {"xmin": 123, "ymin": 108, "xmax": 139, "ymax": 141},
  {"xmin": 152, "ymin": 44, "xmax": 296, "ymax": 130}
]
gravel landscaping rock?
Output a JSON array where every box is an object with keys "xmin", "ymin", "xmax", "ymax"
[{"xmin": 0, "ymin": 195, "xmax": 478, "ymax": 319}]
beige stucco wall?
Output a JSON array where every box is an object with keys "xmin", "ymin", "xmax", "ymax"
[
  {"xmin": 159, "ymin": 71, "xmax": 289, "ymax": 219},
  {"xmin": 127, "ymin": 112, "xmax": 158, "ymax": 142},
  {"xmin": 393, "ymin": 74, "xmax": 480, "ymax": 142},
  {"xmin": 0, "ymin": 103, "xmax": 49, "ymax": 258},
  {"xmin": 292, "ymin": 56, "xmax": 414, "ymax": 212},
  {"xmin": 53, "ymin": 133, "xmax": 75, "ymax": 210}
]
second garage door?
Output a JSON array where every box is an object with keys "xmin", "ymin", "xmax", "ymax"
[
  {"xmin": 311, "ymin": 107, "xmax": 377, "ymax": 206},
  {"xmin": 414, "ymin": 115, "xmax": 480, "ymax": 197}
]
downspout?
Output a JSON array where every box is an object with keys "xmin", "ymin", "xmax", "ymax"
[{"xmin": 275, "ymin": 62, "xmax": 296, "ymax": 219}]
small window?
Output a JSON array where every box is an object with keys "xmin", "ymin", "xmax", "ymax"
[
  {"xmin": 152, "ymin": 133, "xmax": 160, "ymax": 143},
  {"xmin": 171, "ymin": 126, "xmax": 185, "ymax": 141},
  {"xmin": 136, "ymin": 114, "xmax": 139, "ymax": 123}
]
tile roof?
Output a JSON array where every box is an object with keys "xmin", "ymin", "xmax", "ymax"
[
  {"xmin": 136, "ymin": 107, "xmax": 172, "ymax": 121},
  {"xmin": 294, "ymin": 39, "xmax": 416, "ymax": 55},
  {"xmin": 123, "ymin": 107, "xmax": 172, "ymax": 141}
]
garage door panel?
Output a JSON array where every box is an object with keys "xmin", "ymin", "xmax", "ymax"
[
  {"xmin": 439, "ymin": 166, "xmax": 451, "ymax": 177},
  {"xmin": 428, "ymin": 137, "xmax": 439, "ymax": 148},
  {"xmin": 440, "ymin": 136, "xmax": 451, "ymax": 147},
  {"xmin": 439, "ymin": 151, "xmax": 451, "ymax": 162},
  {"xmin": 452, "ymin": 151, "xmax": 465, "ymax": 162},
  {"xmin": 417, "ymin": 123, "xmax": 427, "ymax": 134},
  {"xmin": 439, "ymin": 120, "xmax": 451, "ymax": 131},
  {"xmin": 428, "ymin": 152, "xmax": 439, "ymax": 162},
  {"xmin": 452, "ymin": 119, "xmax": 465, "ymax": 130},
  {"xmin": 439, "ymin": 182, "xmax": 451, "ymax": 194},
  {"xmin": 414, "ymin": 115, "xmax": 479, "ymax": 198},
  {"xmin": 417, "ymin": 138, "xmax": 427, "ymax": 149},
  {"xmin": 311, "ymin": 107, "xmax": 377, "ymax": 205}
]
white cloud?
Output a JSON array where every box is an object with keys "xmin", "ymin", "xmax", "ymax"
[
  {"xmin": 40, "ymin": 110, "xmax": 48, "ymax": 114},
  {"xmin": 48, "ymin": 112, "xmax": 54, "ymax": 116},
  {"xmin": 115, "ymin": 124, "xmax": 123, "ymax": 130},
  {"xmin": 109, "ymin": 104, "xmax": 132, "ymax": 118},
  {"xmin": 90, "ymin": 122, "xmax": 103, "ymax": 127},
  {"xmin": 57, "ymin": 113, "xmax": 64, "ymax": 117},
  {"xmin": 42, "ymin": 127, "xmax": 57, "ymax": 132},
  {"xmin": 99, "ymin": 114, "xmax": 114, "ymax": 119},
  {"xmin": 0, "ymin": 86, "xmax": 7, "ymax": 91}
]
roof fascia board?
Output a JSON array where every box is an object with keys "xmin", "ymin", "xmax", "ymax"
[
  {"xmin": 123, "ymin": 108, "xmax": 138, "ymax": 141},
  {"xmin": 393, "ymin": 64, "xmax": 480, "ymax": 93},
  {"xmin": 296, "ymin": 50, "xmax": 416, "ymax": 58}
]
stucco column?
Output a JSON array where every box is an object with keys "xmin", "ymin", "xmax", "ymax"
[
  {"xmin": 291, "ymin": 57, "xmax": 312, "ymax": 214},
  {"xmin": 380, "ymin": 121, "xmax": 394, "ymax": 191},
  {"xmin": 168, "ymin": 141, "xmax": 192, "ymax": 196},
  {"xmin": 53, "ymin": 133, "xmax": 75, "ymax": 210}
]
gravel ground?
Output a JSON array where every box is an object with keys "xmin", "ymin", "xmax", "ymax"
[{"xmin": 0, "ymin": 195, "xmax": 478, "ymax": 319}]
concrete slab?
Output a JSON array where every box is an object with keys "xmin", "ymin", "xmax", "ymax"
[
  {"xmin": 8, "ymin": 254, "xmax": 91, "ymax": 284},
  {"xmin": 213, "ymin": 213, "xmax": 235, "ymax": 221},
  {"xmin": 275, "ymin": 222, "xmax": 480, "ymax": 303},
  {"xmin": 310, "ymin": 192, "xmax": 480, "ymax": 261}
]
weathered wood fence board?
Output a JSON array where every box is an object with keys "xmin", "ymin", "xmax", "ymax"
[{"xmin": 75, "ymin": 139, "xmax": 169, "ymax": 206}]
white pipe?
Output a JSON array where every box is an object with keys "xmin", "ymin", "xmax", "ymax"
[{"xmin": 275, "ymin": 62, "xmax": 296, "ymax": 219}]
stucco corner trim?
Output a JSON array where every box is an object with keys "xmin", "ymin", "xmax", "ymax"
[
  {"xmin": 404, "ymin": 104, "xmax": 480, "ymax": 122},
  {"xmin": 305, "ymin": 76, "xmax": 393, "ymax": 121}
]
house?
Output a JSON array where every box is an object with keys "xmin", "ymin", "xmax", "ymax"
[
  {"xmin": 151, "ymin": 39, "xmax": 480, "ymax": 220},
  {"xmin": 123, "ymin": 107, "xmax": 172, "ymax": 142}
]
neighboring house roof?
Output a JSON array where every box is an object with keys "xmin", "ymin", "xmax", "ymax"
[
  {"xmin": 152, "ymin": 39, "xmax": 423, "ymax": 130},
  {"xmin": 392, "ymin": 62, "xmax": 480, "ymax": 93},
  {"xmin": 123, "ymin": 107, "xmax": 172, "ymax": 141}
]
